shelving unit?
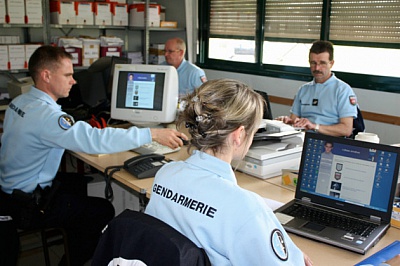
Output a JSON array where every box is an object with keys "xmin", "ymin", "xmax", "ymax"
[{"xmin": 0, "ymin": 0, "xmax": 187, "ymax": 91}]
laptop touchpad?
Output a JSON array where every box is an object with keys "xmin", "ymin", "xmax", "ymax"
[{"xmin": 303, "ymin": 222, "xmax": 325, "ymax": 232}]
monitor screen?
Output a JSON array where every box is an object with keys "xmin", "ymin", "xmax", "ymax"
[{"xmin": 110, "ymin": 64, "xmax": 179, "ymax": 126}]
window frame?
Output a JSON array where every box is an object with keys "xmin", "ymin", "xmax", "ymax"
[{"xmin": 197, "ymin": 0, "xmax": 400, "ymax": 93}]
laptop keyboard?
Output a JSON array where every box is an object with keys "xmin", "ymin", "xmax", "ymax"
[{"xmin": 283, "ymin": 204, "xmax": 378, "ymax": 237}]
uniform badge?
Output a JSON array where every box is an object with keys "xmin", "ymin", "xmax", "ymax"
[
  {"xmin": 58, "ymin": 114, "xmax": 75, "ymax": 130},
  {"xmin": 271, "ymin": 229, "xmax": 288, "ymax": 261},
  {"xmin": 349, "ymin": 95, "xmax": 357, "ymax": 106},
  {"xmin": 312, "ymin": 99, "xmax": 318, "ymax": 106}
]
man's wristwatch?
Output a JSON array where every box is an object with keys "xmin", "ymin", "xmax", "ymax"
[{"xmin": 314, "ymin": 124, "xmax": 320, "ymax": 133}]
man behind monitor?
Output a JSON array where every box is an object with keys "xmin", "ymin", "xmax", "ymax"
[{"xmin": 162, "ymin": 37, "xmax": 207, "ymax": 97}]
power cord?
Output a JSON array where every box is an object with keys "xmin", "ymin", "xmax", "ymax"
[{"xmin": 103, "ymin": 165, "xmax": 123, "ymax": 200}]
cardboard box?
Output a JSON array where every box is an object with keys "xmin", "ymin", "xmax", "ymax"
[
  {"xmin": 100, "ymin": 46, "xmax": 121, "ymax": 57},
  {"xmin": 100, "ymin": 36, "xmax": 123, "ymax": 57},
  {"xmin": 129, "ymin": 3, "xmax": 160, "ymax": 27},
  {"xmin": 93, "ymin": 2, "xmax": 112, "ymax": 26},
  {"xmin": 149, "ymin": 54, "xmax": 165, "ymax": 65},
  {"xmin": 75, "ymin": 2, "xmax": 94, "ymax": 25},
  {"xmin": 149, "ymin": 48, "xmax": 164, "ymax": 56},
  {"xmin": 50, "ymin": 1, "xmax": 77, "ymax": 25},
  {"xmin": 58, "ymin": 37, "xmax": 82, "ymax": 66},
  {"xmin": 160, "ymin": 21, "xmax": 177, "ymax": 28},
  {"xmin": 8, "ymin": 44, "xmax": 25, "ymax": 70},
  {"xmin": 24, "ymin": 0, "xmax": 42, "ymax": 24},
  {"xmin": 111, "ymin": 3, "xmax": 128, "ymax": 26},
  {"xmin": 150, "ymin": 43, "xmax": 164, "ymax": 50},
  {"xmin": 80, "ymin": 37, "xmax": 100, "ymax": 66},
  {"xmin": 6, "ymin": 0, "xmax": 25, "ymax": 24},
  {"xmin": 281, "ymin": 168, "xmax": 299, "ymax": 187},
  {"xmin": 7, "ymin": 76, "xmax": 34, "ymax": 99},
  {"xmin": 392, "ymin": 203, "xmax": 400, "ymax": 229},
  {"xmin": 0, "ymin": 45, "xmax": 8, "ymax": 70}
]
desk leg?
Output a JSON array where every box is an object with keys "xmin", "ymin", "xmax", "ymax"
[{"xmin": 139, "ymin": 189, "xmax": 149, "ymax": 212}]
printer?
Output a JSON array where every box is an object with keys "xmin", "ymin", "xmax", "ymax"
[{"xmin": 233, "ymin": 119, "xmax": 303, "ymax": 179}]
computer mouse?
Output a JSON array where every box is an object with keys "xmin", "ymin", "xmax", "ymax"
[{"xmin": 179, "ymin": 137, "xmax": 189, "ymax": 145}]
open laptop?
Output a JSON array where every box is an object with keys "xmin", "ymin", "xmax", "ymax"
[{"xmin": 274, "ymin": 132, "xmax": 400, "ymax": 254}]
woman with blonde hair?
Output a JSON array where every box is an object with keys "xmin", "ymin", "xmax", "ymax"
[{"xmin": 145, "ymin": 79, "xmax": 312, "ymax": 265}]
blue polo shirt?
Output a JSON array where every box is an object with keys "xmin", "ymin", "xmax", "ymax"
[
  {"xmin": 146, "ymin": 150, "xmax": 305, "ymax": 266},
  {"xmin": 163, "ymin": 59, "xmax": 206, "ymax": 96},
  {"xmin": 291, "ymin": 73, "xmax": 357, "ymax": 125},
  {"xmin": 0, "ymin": 87, "xmax": 151, "ymax": 194}
]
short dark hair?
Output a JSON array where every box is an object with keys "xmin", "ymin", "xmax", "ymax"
[
  {"xmin": 28, "ymin": 45, "xmax": 73, "ymax": 83},
  {"xmin": 310, "ymin": 40, "xmax": 334, "ymax": 61}
]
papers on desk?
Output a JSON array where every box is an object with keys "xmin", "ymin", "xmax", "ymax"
[
  {"xmin": 355, "ymin": 240, "xmax": 400, "ymax": 266},
  {"xmin": 263, "ymin": 197, "xmax": 284, "ymax": 211}
]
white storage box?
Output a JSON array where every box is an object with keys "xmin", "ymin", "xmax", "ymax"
[
  {"xmin": 93, "ymin": 2, "xmax": 112, "ymax": 26},
  {"xmin": 8, "ymin": 44, "xmax": 25, "ymax": 70},
  {"xmin": 0, "ymin": 0, "xmax": 6, "ymax": 24},
  {"xmin": 6, "ymin": 0, "xmax": 25, "ymax": 24},
  {"xmin": 25, "ymin": 43, "xmax": 41, "ymax": 66},
  {"xmin": 129, "ymin": 3, "xmax": 160, "ymax": 27},
  {"xmin": 0, "ymin": 45, "xmax": 9, "ymax": 70},
  {"xmin": 24, "ymin": 0, "xmax": 42, "ymax": 24},
  {"xmin": 112, "ymin": 3, "xmax": 128, "ymax": 26},
  {"xmin": 75, "ymin": 2, "xmax": 94, "ymax": 25},
  {"xmin": 50, "ymin": 1, "xmax": 76, "ymax": 25}
]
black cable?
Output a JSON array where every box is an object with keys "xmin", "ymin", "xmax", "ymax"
[{"xmin": 103, "ymin": 165, "xmax": 123, "ymax": 201}]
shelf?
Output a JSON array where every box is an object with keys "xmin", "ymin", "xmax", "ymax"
[
  {"xmin": 1, "ymin": 24, "xmax": 43, "ymax": 28},
  {"xmin": 128, "ymin": 26, "xmax": 185, "ymax": 32},
  {"xmin": 50, "ymin": 24, "xmax": 126, "ymax": 30}
]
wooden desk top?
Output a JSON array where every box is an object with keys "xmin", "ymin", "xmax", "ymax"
[{"xmin": 70, "ymin": 149, "xmax": 400, "ymax": 266}]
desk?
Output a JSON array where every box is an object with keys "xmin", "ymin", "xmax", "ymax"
[{"xmin": 70, "ymin": 149, "xmax": 400, "ymax": 266}]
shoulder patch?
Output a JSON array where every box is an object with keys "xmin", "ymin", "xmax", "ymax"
[
  {"xmin": 58, "ymin": 114, "xmax": 75, "ymax": 130},
  {"xmin": 349, "ymin": 95, "xmax": 357, "ymax": 106},
  {"xmin": 270, "ymin": 229, "xmax": 288, "ymax": 261}
]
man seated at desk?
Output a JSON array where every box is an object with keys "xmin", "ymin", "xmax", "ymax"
[
  {"xmin": 0, "ymin": 45, "xmax": 187, "ymax": 265},
  {"xmin": 162, "ymin": 37, "xmax": 207, "ymax": 97},
  {"xmin": 276, "ymin": 40, "xmax": 358, "ymax": 137}
]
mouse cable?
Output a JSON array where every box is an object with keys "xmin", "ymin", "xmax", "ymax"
[{"xmin": 103, "ymin": 165, "xmax": 123, "ymax": 201}]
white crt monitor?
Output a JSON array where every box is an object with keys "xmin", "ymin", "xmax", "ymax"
[{"xmin": 110, "ymin": 64, "xmax": 179, "ymax": 125}]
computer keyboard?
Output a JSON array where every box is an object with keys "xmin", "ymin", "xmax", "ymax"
[{"xmin": 132, "ymin": 141, "xmax": 181, "ymax": 155}]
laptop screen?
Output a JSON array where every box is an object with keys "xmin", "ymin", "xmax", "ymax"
[{"xmin": 297, "ymin": 132, "xmax": 400, "ymax": 220}]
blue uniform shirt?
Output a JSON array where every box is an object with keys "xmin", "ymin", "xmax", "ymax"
[
  {"xmin": 145, "ymin": 150, "xmax": 305, "ymax": 266},
  {"xmin": 0, "ymin": 87, "xmax": 151, "ymax": 194},
  {"xmin": 163, "ymin": 59, "xmax": 206, "ymax": 96},
  {"xmin": 291, "ymin": 73, "xmax": 358, "ymax": 125}
]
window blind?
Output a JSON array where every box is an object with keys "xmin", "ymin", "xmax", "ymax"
[
  {"xmin": 264, "ymin": 0, "xmax": 323, "ymax": 39},
  {"xmin": 330, "ymin": 0, "xmax": 400, "ymax": 44},
  {"xmin": 209, "ymin": 0, "xmax": 257, "ymax": 37}
]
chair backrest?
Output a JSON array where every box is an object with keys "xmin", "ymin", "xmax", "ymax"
[
  {"xmin": 254, "ymin": 90, "xmax": 273, "ymax": 120},
  {"xmin": 352, "ymin": 106, "xmax": 365, "ymax": 138},
  {"xmin": 92, "ymin": 209, "xmax": 211, "ymax": 266}
]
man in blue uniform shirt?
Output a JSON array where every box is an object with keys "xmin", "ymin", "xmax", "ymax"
[
  {"xmin": 277, "ymin": 40, "xmax": 358, "ymax": 137},
  {"xmin": 0, "ymin": 45, "xmax": 187, "ymax": 265},
  {"xmin": 162, "ymin": 37, "xmax": 207, "ymax": 97}
]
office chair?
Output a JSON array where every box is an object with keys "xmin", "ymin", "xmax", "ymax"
[
  {"xmin": 254, "ymin": 90, "xmax": 273, "ymax": 120},
  {"xmin": 352, "ymin": 106, "xmax": 365, "ymax": 138},
  {"xmin": 92, "ymin": 209, "xmax": 211, "ymax": 266}
]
